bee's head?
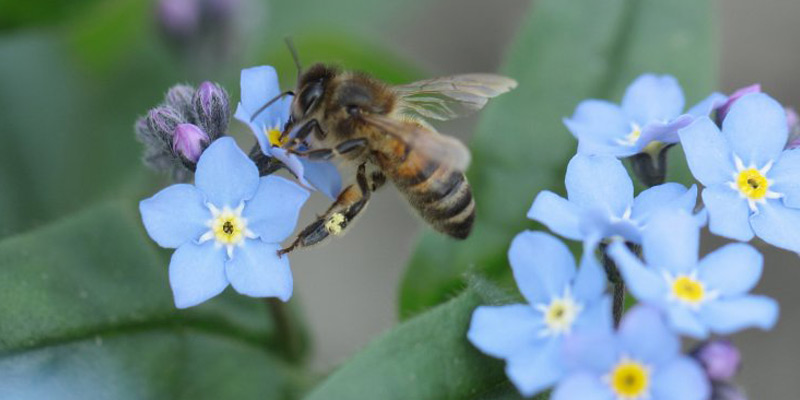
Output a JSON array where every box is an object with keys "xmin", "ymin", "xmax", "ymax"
[{"xmin": 293, "ymin": 63, "xmax": 338, "ymax": 120}]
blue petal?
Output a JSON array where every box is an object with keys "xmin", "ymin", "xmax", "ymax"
[
  {"xmin": 566, "ymin": 154, "xmax": 633, "ymax": 217},
  {"xmin": 750, "ymin": 200, "xmax": 800, "ymax": 252},
  {"xmin": 621, "ymin": 74, "xmax": 685, "ymax": 125},
  {"xmin": 467, "ymin": 304, "xmax": 543, "ymax": 359},
  {"xmin": 169, "ymin": 241, "xmax": 228, "ymax": 308},
  {"xmin": 702, "ymin": 184, "xmax": 754, "ymax": 241},
  {"xmin": 572, "ymin": 295, "xmax": 614, "ymax": 337},
  {"xmin": 299, "ymin": 158, "xmax": 343, "ymax": 199},
  {"xmin": 238, "ymin": 66, "xmax": 291, "ymax": 129},
  {"xmin": 700, "ymin": 296, "xmax": 779, "ymax": 334},
  {"xmin": 552, "ymin": 372, "xmax": 614, "ymax": 400},
  {"xmin": 618, "ymin": 306, "xmax": 679, "ymax": 366},
  {"xmin": 641, "ymin": 210, "xmax": 699, "ymax": 274},
  {"xmin": 195, "ymin": 137, "xmax": 260, "ymax": 208},
  {"xmin": 722, "ymin": 93, "xmax": 788, "ymax": 167},
  {"xmin": 651, "ymin": 357, "xmax": 710, "ymax": 400},
  {"xmin": 631, "ymin": 183, "xmax": 696, "ymax": 224},
  {"xmin": 769, "ymin": 149, "xmax": 800, "ymax": 208},
  {"xmin": 528, "ymin": 191, "xmax": 582, "ymax": 240},
  {"xmin": 665, "ymin": 305, "xmax": 709, "ymax": 339},
  {"xmin": 506, "ymin": 338, "xmax": 565, "ymax": 398},
  {"xmin": 698, "ymin": 243, "xmax": 763, "ymax": 296},
  {"xmin": 637, "ymin": 114, "xmax": 693, "ymax": 146},
  {"xmin": 508, "ymin": 231, "xmax": 576, "ymax": 305},
  {"xmin": 563, "ymin": 100, "xmax": 630, "ymax": 156},
  {"xmin": 678, "ymin": 117, "xmax": 735, "ymax": 186},
  {"xmin": 572, "ymin": 250, "xmax": 607, "ymax": 302},
  {"xmin": 562, "ymin": 322, "xmax": 617, "ymax": 373},
  {"xmin": 686, "ymin": 92, "xmax": 728, "ymax": 118},
  {"xmin": 225, "ymin": 239, "xmax": 293, "ymax": 301},
  {"xmin": 608, "ymin": 241, "xmax": 667, "ymax": 303},
  {"xmin": 243, "ymin": 176, "xmax": 310, "ymax": 243},
  {"xmin": 234, "ymin": 103, "xmax": 270, "ymax": 155},
  {"xmin": 140, "ymin": 184, "xmax": 208, "ymax": 248}
]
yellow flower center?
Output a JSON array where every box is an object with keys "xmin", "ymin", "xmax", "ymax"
[
  {"xmin": 266, "ymin": 127, "xmax": 287, "ymax": 147},
  {"xmin": 671, "ymin": 275, "xmax": 705, "ymax": 304},
  {"xmin": 736, "ymin": 168, "xmax": 769, "ymax": 200},
  {"xmin": 608, "ymin": 360, "xmax": 650, "ymax": 400},
  {"xmin": 211, "ymin": 209, "xmax": 247, "ymax": 245},
  {"xmin": 536, "ymin": 289, "xmax": 582, "ymax": 337}
]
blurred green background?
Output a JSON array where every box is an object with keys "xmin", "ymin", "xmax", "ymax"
[{"xmin": 0, "ymin": 0, "xmax": 798, "ymax": 398}]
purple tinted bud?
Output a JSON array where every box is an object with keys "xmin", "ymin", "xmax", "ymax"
[
  {"xmin": 192, "ymin": 81, "xmax": 230, "ymax": 139},
  {"xmin": 146, "ymin": 106, "xmax": 184, "ymax": 142},
  {"xmin": 717, "ymin": 84, "xmax": 761, "ymax": 124},
  {"xmin": 165, "ymin": 84, "xmax": 197, "ymax": 122},
  {"xmin": 157, "ymin": 0, "xmax": 201, "ymax": 40},
  {"xmin": 206, "ymin": 0, "xmax": 239, "ymax": 21},
  {"xmin": 692, "ymin": 339, "xmax": 742, "ymax": 382},
  {"xmin": 785, "ymin": 107, "xmax": 800, "ymax": 149},
  {"xmin": 173, "ymin": 123, "xmax": 209, "ymax": 163},
  {"xmin": 712, "ymin": 382, "xmax": 747, "ymax": 400}
]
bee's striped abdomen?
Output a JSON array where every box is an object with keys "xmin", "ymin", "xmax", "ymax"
[{"xmin": 391, "ymin": 152, "xmax": 475, "ymax": 239}]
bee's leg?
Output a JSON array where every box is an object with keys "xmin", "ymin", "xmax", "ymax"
[
  {"xmin": 282, "ymin": 119, "xmax": 326, "ymax": 148},
  {"xmin": 278, "ymin": 163, "xmax": 372, "ymax": 256},
  {"xmin": 288, "ymin": 138, "xmax": 368, "ymax": 161}
]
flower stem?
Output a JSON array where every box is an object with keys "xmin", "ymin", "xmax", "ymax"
[
  {"xmin": 601, "ymin": 247, "xmax": 626, "ymax": 327},
  {"xmin": 266, "ymin": 298, "xmax": 304, "ymax": 362}
]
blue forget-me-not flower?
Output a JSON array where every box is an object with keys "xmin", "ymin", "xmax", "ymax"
[
  {"xmin": 528, "ymin": 153, "xmax": 701, "ymax": 247},
  {"xmin": 140, "ymin": 137, "xmax": 309, "ymax": 308},
  {"xmin": 564, "ymin": 74, "xmax": 726, "ymax": 158},
  {"xmin": 553, "ymin": 306, "xmax": 710, "ymax": 400},
  {"xmin": 609, "ymin": 209, "xmax": 779, "ymax": 339},
  {"xmin": 680, "ymin": 92, "xmax": 800, "ymax": 253},
  {"xmin": 468, "ymin": 231, "xmax": 610, "ymax": 397},
  {"xmin": 234, "ymin": 65, "xmax": 342, "ymax": 199}
]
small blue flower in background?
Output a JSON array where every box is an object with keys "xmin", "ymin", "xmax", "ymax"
[
  {"xmin": 234, "ymin": 65, "xmax": 342, "ymax": 199},
  {"xmin": 680, "ymin": 92, "xmax": 800, "ymax": 253},
  {"xmin": 468, "ymin": 231, "xmax": 610, "ymax": 397},
  {"xmin": 564, "ymin": 74, "xmax": 726, "ymax": 158},
  {"xmin": 553, "ymin": 306, "xmax": 710, "ymax": 400},
  {"xmin": 608, "ymin": 209, "xmax": 779, "ymax": 339},
  {"xmin": 528, "ymin": 153, "xmax": 701, "ymax": 247},
  {"xmin": 140, "ymin": 137, "xmax": 309, "ymax": 308}
]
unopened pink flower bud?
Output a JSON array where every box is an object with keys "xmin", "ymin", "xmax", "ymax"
[
  {"xmin": 173, "ymin": 123, "xmax": 209, "ymax": 163},
  {"xmin": 692, "ymin": 339, "xmax": 741, "ymax": 382}
]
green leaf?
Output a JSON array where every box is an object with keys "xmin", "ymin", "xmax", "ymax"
[
  {"xmin": 304, "ymin": 279, "xmax": 513, "ymax": 400},
  {"xmin": 0, "ymin": 200, "xmax": 309, "ymax": 398},
  {"xmin": 400, "ymin": 0, "xmax": 716, "ymax": 317}
]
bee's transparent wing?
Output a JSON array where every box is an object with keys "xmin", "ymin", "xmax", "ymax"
[
  {"xmin": 394, "ymin": 74, "xmax": 517, "ymax": 121},
  {"xmin": 362, "ymin": 114, "xmax": 471, "ymax": 172}
]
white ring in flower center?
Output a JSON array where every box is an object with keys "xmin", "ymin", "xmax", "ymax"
[
  {"xmin": 727, "ymin": 155, "xmax": 782, "ymax": 212},
  {"xmin": 199, "ymin": 203, "xmax": 257, "ymax": 258},
  {"xmin": 534, "ymin": 286, "xmax": 583, "ymax": 337}
]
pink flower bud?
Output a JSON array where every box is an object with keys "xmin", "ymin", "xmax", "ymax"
[
  {"xmin": 173, "ymin": 123, "xmax": 209, "ymax": 163},
  {"xmin": 692, "ymin": 339, "xmax": 741, "ymax": 382}
]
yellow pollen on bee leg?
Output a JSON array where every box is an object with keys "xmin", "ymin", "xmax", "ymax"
[
  {"xmin": 736, "ymin": 168, "xmax": 769, "ymax": 199},
  {"xmin": 324, "ymin": 213, "xmax": 346, "ymax": 235}
]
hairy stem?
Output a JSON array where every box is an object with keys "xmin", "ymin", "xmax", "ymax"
[{"xmin": 601, "ymin": 247, "xmax": 626, "ymax": 327}]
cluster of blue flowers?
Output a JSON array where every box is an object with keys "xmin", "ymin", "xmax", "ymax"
[
  {"xmin": 139, "ymin": 66, "xmax": 341, "ymax": 308},
  {"xmin": 469, "ymin": 75, "xmax": 795, "ymax": 399}
]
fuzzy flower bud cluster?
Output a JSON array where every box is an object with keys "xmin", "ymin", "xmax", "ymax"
[{"xmin": 135, "ymin": 82, "xmax": 229, "ymax": 181}]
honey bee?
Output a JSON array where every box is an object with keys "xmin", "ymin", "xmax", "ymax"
[{"xmin": 266, "ymin": 51, "xmax": 516, "ymax": 255}]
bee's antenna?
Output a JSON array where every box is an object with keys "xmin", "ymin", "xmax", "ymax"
[
  {"xmin": 249, "ymin": 90, "xmax": 294, "ymax": 122},
  {"xmin": 285, "ymin": 37, "xmax": 302, "ymax": 78}
]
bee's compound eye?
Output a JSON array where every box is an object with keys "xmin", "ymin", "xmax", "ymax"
[{"xmin": 299, "ymin": 81, "xmax": 324, "ymax": 115}]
